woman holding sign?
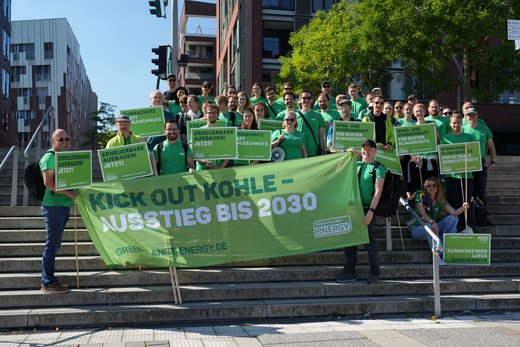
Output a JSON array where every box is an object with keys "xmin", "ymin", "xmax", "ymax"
[
  {"xmin": 410, "ymin": 177, "xmax": 470, "ymax": 254},
  {"xmin": 235, "ymin": 108, "xmax": 259, "ymax": 166},
  {"xmin": 271, "ymin": 111, "xmax": 307, "ymax": 161}
]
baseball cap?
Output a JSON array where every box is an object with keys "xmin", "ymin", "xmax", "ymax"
[
  {"xmin": 203, "ymin": 81, "xmax": 212, "ymax": 88},
  {"xmin": 116, "ymin": 115, "xmax": 130, "ymax": 122},
  {"xmin": 407, "ymin": 94, "xmax": 417, "ymax": 100},
  {"xmin": 362, "ymin": 139, "xmax": 377, "ymax": 149},
  {"xmin": 463, "ymin": 107, "xmax": 478, "ymax": 115},
  {"xmin": 371, "ymin": 87, "xmax": 382, "ymax": 94},
  {"xmin": 321, "ymin": 80, "xmax": 331, "ymax": 87},
  {"xmin": 337, "ymin": 98, "xmax": 352, "ymax": 106}
]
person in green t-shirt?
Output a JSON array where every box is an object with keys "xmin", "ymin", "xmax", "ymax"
[
  {"xmin": 410, "ymin": 177, "xmax": 469, "ymax": 254},
  {"xmin": 217, "ymin": 95, "xmax": 242, "ymax": 127},
  {"xmin": 317, "ymin": 93, "xmax": 341, "ymax": 131},
  {"xmin": 276, "ymin": 92, "xmax": 297, "ymax": 121},
  {"xmin": 347, "ymin": 83, "xmax": 368, "ymax": 119},
  {"xmin": 296, "ymin": 90, "xmax": 326, "ymax": 157},
  {"xmin": 271, "ymin": 111, "xmax": 307, "ymax": 161},
  {"xmin": 195, "ymin": 103, "xmax": 230, "ymax": 171},
  {"xmin": 265, "ymin": 86, "xmax": 285, "ymax": 118},
  {"xmin": 338, "ymin": 139, "xmax": 384, "ymax": 285},
  {"xmin": 154, "ymin": 119, "xmax": 195, "ymax": 175},
  {"xmin": 250, "ymin": 82, "xmax": 268, "ymax": 105},
  {"xmin": 425, "ymin": 99, "xmax": 450, "ymax": 136},
  {"xmin": 198, "ymin": 81, "xmax": 215, "ymax": 105},
  {"xmin": 39, "ymin": 129, "xmax": 77, "ymax": 294}
]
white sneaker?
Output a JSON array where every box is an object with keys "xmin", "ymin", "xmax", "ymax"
[{"xmin": 459, "ymin": 226, "xmax": 473, "ymax": 234}]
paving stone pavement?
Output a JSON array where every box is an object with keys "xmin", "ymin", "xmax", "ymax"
[{"xmin": 1, "ymin": 312, "xmax": 520, "ymax": 346}]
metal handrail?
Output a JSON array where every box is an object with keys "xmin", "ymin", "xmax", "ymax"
[
  {"xmin": 22, "ymin": 106, "xmax": 55, "ymax": 206},
  {"xmin": 399, "ymin": 197, "xmax": 441, "ymax": 317},
  {"xmin": 0, "ymin": 146, "xmax": 19, "ymax": 206}
]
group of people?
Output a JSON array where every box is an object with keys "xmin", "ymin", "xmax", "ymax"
[{"xmin": 37, "ymin": 77, "xmax": 497, "ymax": 293}]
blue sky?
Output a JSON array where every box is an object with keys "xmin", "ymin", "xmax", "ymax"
[{"xmin": 12, "ymin": 0, "xmax": 216, "ymax": 111}]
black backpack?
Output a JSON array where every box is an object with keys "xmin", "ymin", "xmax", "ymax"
[
  {"xmin": 156, "ymin": 142, "xmax": 189, "ymax": 174},
  {"xmin": 359, "ymin": 161, "xmax": 401, "ymax": 217},
  {"xmin": 24, "ymin": 150, "xmax": 54, "ymax": 201},
  {"xmin": 468, "ymin": 196, "xmax": 489, "ymax": 226}
]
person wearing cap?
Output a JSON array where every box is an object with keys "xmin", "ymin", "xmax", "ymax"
[
  {"xmin": 105, "ymin": 115, "xmax": 143, "ymax": 148},
  {"xmin": 338, "ymin": 139, "xmax": 384, "ymax": 285},
  {"xmin": 461, "ymin": 107, "xmax": 496, "ymax": 206},
  {"xmin": 407, "ymin": 94, "xmax": 418, "ymax": 106},
  {"xmin": 361, "ymin": 96, "xmax": 395, "ymax": 152},
  {"xmin": 462, "ymin": 101, "xmax": 491, "ymax": 131},
  {"xmin": 163, "ymin": 74, "xmax": 177, "ymax": 101},
  {"xmin": 425, "ymin": 99, "xmax": 450, "ymax": 136},
  {"xmin": 347, "ymin": 84, "xmax": 368, "ymax": 119},
  {"xmin": 198, "ymin": 81, "xmax": 215, "ymax": 105},
  {"xmin": 371, "ymin": 87, "xmax": 383, "ymax": 98},
  {"xmin": 327, "ymin": 98, "xmax": 359, "ymax": 152},
  {"xmin": 314, "ymin": 81, "xmax": 336, "ymax": 110}
]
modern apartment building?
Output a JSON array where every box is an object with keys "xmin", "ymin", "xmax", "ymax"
[
  {"xmin": 178, "ymin": 0, "xmax": 216, "ymax": 95},
  {"xmin": 216, "ymin": 0, "xmax": 340, "ymax": 94},
  {"xmin": 0, "ymin": 0, "xmax": 11, "ymax": 147},
  {"xmin": 10, "ymin": 18, "xmax": 97, "ymax": 149}
]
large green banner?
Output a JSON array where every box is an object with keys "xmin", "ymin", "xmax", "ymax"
[
  {"xmin": 332, "ymin": 121, "xmax": 375, "ymax": 150},
  {"xmin": 438, "ymin": 142, "xmax": 482, "ymax": 174},
  {"xmin": 443, "ymin": 234, "xmax": 491, "ymax": 265},
  {"xmin": 55, "ymin": 150, "xmax": 92, "ymax": 190},
  {"xmin": 76, "ymin": 153, "xmax": 368, "ymax": 268},
  {"xmin": 395, "ymin": 123, "xmax": 437, "ymax": 155},
  {"xmin": 237, "ymin": 130, "xmax": 272, "ymax": 160},
  {"xmin": 375, "ymin": 148, "xmax": 402, "ymax": 175},
  {"xmin": 191, "ymin": 127, "xmax": 238, "ymax": 160},
  {"xmin": 119, "ymin": 107, "xmax": 165, "ymax": 137},
  {"xmin": 187, "ymin": 120, "xmax": 226, "ymax": 143},
  {"xmin": 97, "ymin": 143, "xmax": 153, "ymax": 182},
  {"xmin": 258, "ymin": 119, "xmax": 283, "ymax": 132}
]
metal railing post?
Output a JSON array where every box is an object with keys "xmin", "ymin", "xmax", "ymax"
[{"xmin": 11, "ymin": 148, "xmax": 19, "ymax": 206}]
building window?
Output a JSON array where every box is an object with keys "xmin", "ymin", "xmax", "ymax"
[
  {"xmin": 11, "ymin": 66, "xmax": 26, "ymax": 82},
  {"xmin": 3, "ymin": 30, "xmax": 10, "ymax": 58},
  {"xmin": 3, "ymin": 0, "xmax": 11, "ymax": 21},
  {"xmin": 263, "ymin": 0, "xmax": 295, "ymax": 10},
  {"xmin": 2, "ymin": 68, "xmax": 9, "ymax": 97},
  {"xmin": 34, "ymin": 65, "xmax": 51, "ymax": 82},
  {"xmin": 44, "ymin": 42, "xmax": 53, "ymax": 59},
  {"xmin": 312, "ymin": 0, "xmax": 339, "ymax": 11},
  {"xmin": 11, "ymin": 43, "xmax": 35, "ymax": 60},
  {"xmin": 263, "ymin": 29, "xmax": 291, "ymax": 59}
]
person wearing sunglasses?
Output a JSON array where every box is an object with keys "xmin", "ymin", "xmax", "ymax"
[
  {"xmin": 39, "ymin": 129, "xmax": 77, "ymax": 294},
  {"xmin": 106, "ymin": 115, "xmax": 143, "ymax": 148},
  {"xmin": 361, "ymin": 96, "xmax": 395, "ymax": 152},
  {"xmin": 198, "ymin": 81, "xmax": 215, "ymax": 105},
  {"xmin": 394, "ymin": 101, "xmax": 404, "ymax": 119},
  {"xmin": 271, "ymin": 111, "xmax": 307, "ymax": 160},
  {"xmin": 297, "ymin": 90, "xmax": 326, "ymax": 156},
  {"xmin": 410, "ymin": 177, "xmax": 470, "ymax": 257}
]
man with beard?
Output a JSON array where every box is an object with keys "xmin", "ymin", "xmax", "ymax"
[
  {"xmin": 317, "ymin": 92, "xmax": 341, "ymax": 130},
  {"xmin": 196, "ymin": 103, "xmax": 229, "ymax": 170},
  {"xmin": 425, "ymin": 99, "xmax": 450, "ymax": 136},
  {"xmin": 153, "ymin": 119, "xmax": 195, "ymax": 175}
]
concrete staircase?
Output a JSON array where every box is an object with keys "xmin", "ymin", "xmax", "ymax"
[{"xmin": 0, "ymin": 155, "xmax": 519, "ymax": 328}]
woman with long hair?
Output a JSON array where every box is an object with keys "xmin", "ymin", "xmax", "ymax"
[
  {"xmin": 253, "ymin": 102, "xmax": 269, "ymax": 122},
  {"xmin": 250, "ymin": 82, "xmax": 268, "ymax": 105},
  {"xmin": 237, "ymin": 91, "xmax": 251, "ymax": 114},
  {"xmin": 410, "ymin": 177, "xmax": 469, "ymax": 251},
  {"xmin": 235, "ymin": 108, "xmax": 259, "ymax": 166},
  {"xmin": 271, "ymin": 111, "xmax": 307, "ymax": 161}
]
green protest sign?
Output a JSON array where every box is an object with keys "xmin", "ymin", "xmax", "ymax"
[
  {"xmin": 332, "ymin": 121, "xmax": 375, "ymax": 150},
  {"xmin": 258, "ymin": 119, "xmax": 283, "ymax": 132},
  {"xmin": 237, "ymin": 130, "xmax": 272, "ymax": 160},
  {"xmin": 187, "ymin": 120, "xmax": 226, "ymax": 143},
  {"xmin": 55, "ymin": 150, "xmax": 92, "ymax": 190},
  {"xmin": 443, "ymin": 234, "xmax": 491, "ymax": 265},
  {"xmin": 97, "ymin": 143, "xmax": 153, "ymax": 182},
  {"xmin": 76, "ymin": 153, "xmax": 368, "ymax": 268},
  {"xmin": 191, "ymin": 127, "xmax": 238, "ymax": 160},
  {"xmin": 119, "ymin": 107, "xmax": 164, "ymax": 137},
  {"xmin": 375, "ymin": 148, "xmax": 402, "ymax": 175},
  {"xmin": 395, "ymin": 123, "xmax": 437, "ymax": 155},
  {"xmin": 438, "ymin": 142, "xmax": 482, "ymax": 174}
]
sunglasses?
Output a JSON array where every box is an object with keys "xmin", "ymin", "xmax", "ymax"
[
  {"xmin": 284, "ymin": 118, "xmax": 296, "ymax": 122},
  {"xmin": 302, "ymin": 96, "xmax": 312, "ymax": 100},
  {"xmin": 443, "ymin": 112, "xmax": 453, "ymax": 116},
  {"xmin": 55, "ymin": 137, "xmax": 70, "ymax": 142},
  {"xmin": 322, "ymin": 85, "xmax": 331, "ymax": 88},
  {"xmin": 425, "ymin": 184, "xmax": 437, "ymax": 188}
]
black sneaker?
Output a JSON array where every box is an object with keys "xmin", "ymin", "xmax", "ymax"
[
  {"xmin": 336, "ymin": 273, "xmax": 357, "ymax": 283},
  {"xmin": 367, "ymin": 275, "xmax": 380, "ymax": 285}
]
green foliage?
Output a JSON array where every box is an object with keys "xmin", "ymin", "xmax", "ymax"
[
  {"xmin": 83, "ymin": 102, "xmax": 117, "ymax": 150},
  {"xmin": 279, "ymin": 0, "xmax": 519, "ymax": 102}
]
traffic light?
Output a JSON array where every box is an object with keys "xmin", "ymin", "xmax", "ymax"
[
  {"xmin": 151, "ymin": 45, "xmax": 169, "ymax": 78},
  {"xmin": 149, "ymin": 0, "xmax": 162, "ymax": 17}
]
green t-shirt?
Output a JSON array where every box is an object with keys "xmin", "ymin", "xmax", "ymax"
[
  {"xmin": 320, "ymin": 109, "xmax": 341, "ymax": 125},
  {"xmin": 351, "ymin": 97, "xmax": 368, "ymax": 120},
  {"xmin": 250, "ymin": 97, "xmax": 268, "ymax": 105},
  {"xmin": 296, "ymin": 111, "xmax": 325, "ymax": 157},
  {"xmin": 219, "ymin": 111, "xmax": 242, "ymax": 127},
  {"xmin": 313, "ymin": 97, "xmax": 337, "ymax": 111},
  {"xmin": 461, "ymin": 123, "xmax": 493, "ymax": 158},
  {"xmin": 357, "ymin": 161, "xmax": 386, "ymax": 207},
  {"xmin": 439, "ymin": 133, "xmax": 476, "ymax": 179},
  {"xmin": 153, "ymin": 141, "xmax": 192, "ymax": 175},
  {"xmin": 425, "ymin": 115, "xmax": 450, "ymax": 136},
  {"xmin": 198, "ymin": 95, "xmax": 215, "ymax": 105},
  {"xmin": 412, "ymin": 191, "xmax": 446, "ymax": 226},
  {"xmin": 168, "ymin": 102, "xmax": 182, "ymax": 116},
  {"xmin": 39, "ymin": 151, "xmax": 74, "ymax": 207},
  {"xmin": 397, "ymin": 118, "xmax": 417, "ymax": 126},
  {"xmin": 271, "ymin": 129, "xmax": 306, "ymax": 161},
  {"xmin": 266, "ymin": 102, "xmax": 285, "ymax": 119}
]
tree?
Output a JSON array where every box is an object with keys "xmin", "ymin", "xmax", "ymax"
[
  {"xmin": 279, "ymin": 0, "xmax": 520, "ymax": 102},
  {"xmin": 83, "ymin": 102, "xmax": 117, "ymax": 150}
]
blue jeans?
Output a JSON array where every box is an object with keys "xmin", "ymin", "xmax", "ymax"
[
  {"xmin": 344, "ymin": 208, "xmax": 380, "ymax": 277},
  {"xmin": 41, "ymin": 206, "xmax": 70, "ymax": 286},
  {"xmin": 411, "ymin": 214, "xmax": 458, "ymax": 250}
]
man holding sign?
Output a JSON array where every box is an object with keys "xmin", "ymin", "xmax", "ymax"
[
  {"xmin": 195, "ymin": 103, "xmax": 230, "ymax": 170},
  {"xmin": 105, "ymin": 115, "xmax": 142, "ymax": 148},
  {"xmin": 40, "ymin": 129, "xmax": 77, "ymax": 294}
]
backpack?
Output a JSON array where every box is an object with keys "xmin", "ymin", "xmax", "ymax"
[
  {"xmin": 24, "ymin": 150, "xmax": 54, "ymax": 201},
  {"xmin": 468, "ymin": 196, "xmax": 489, "ymax": 226},
  {"xmin": 359, "ymin": 161, "xmax": 401, "ymax": 217},
  {"xmin": 156, "ymin": 142, "xmax": 188, "ymax": 174}
]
